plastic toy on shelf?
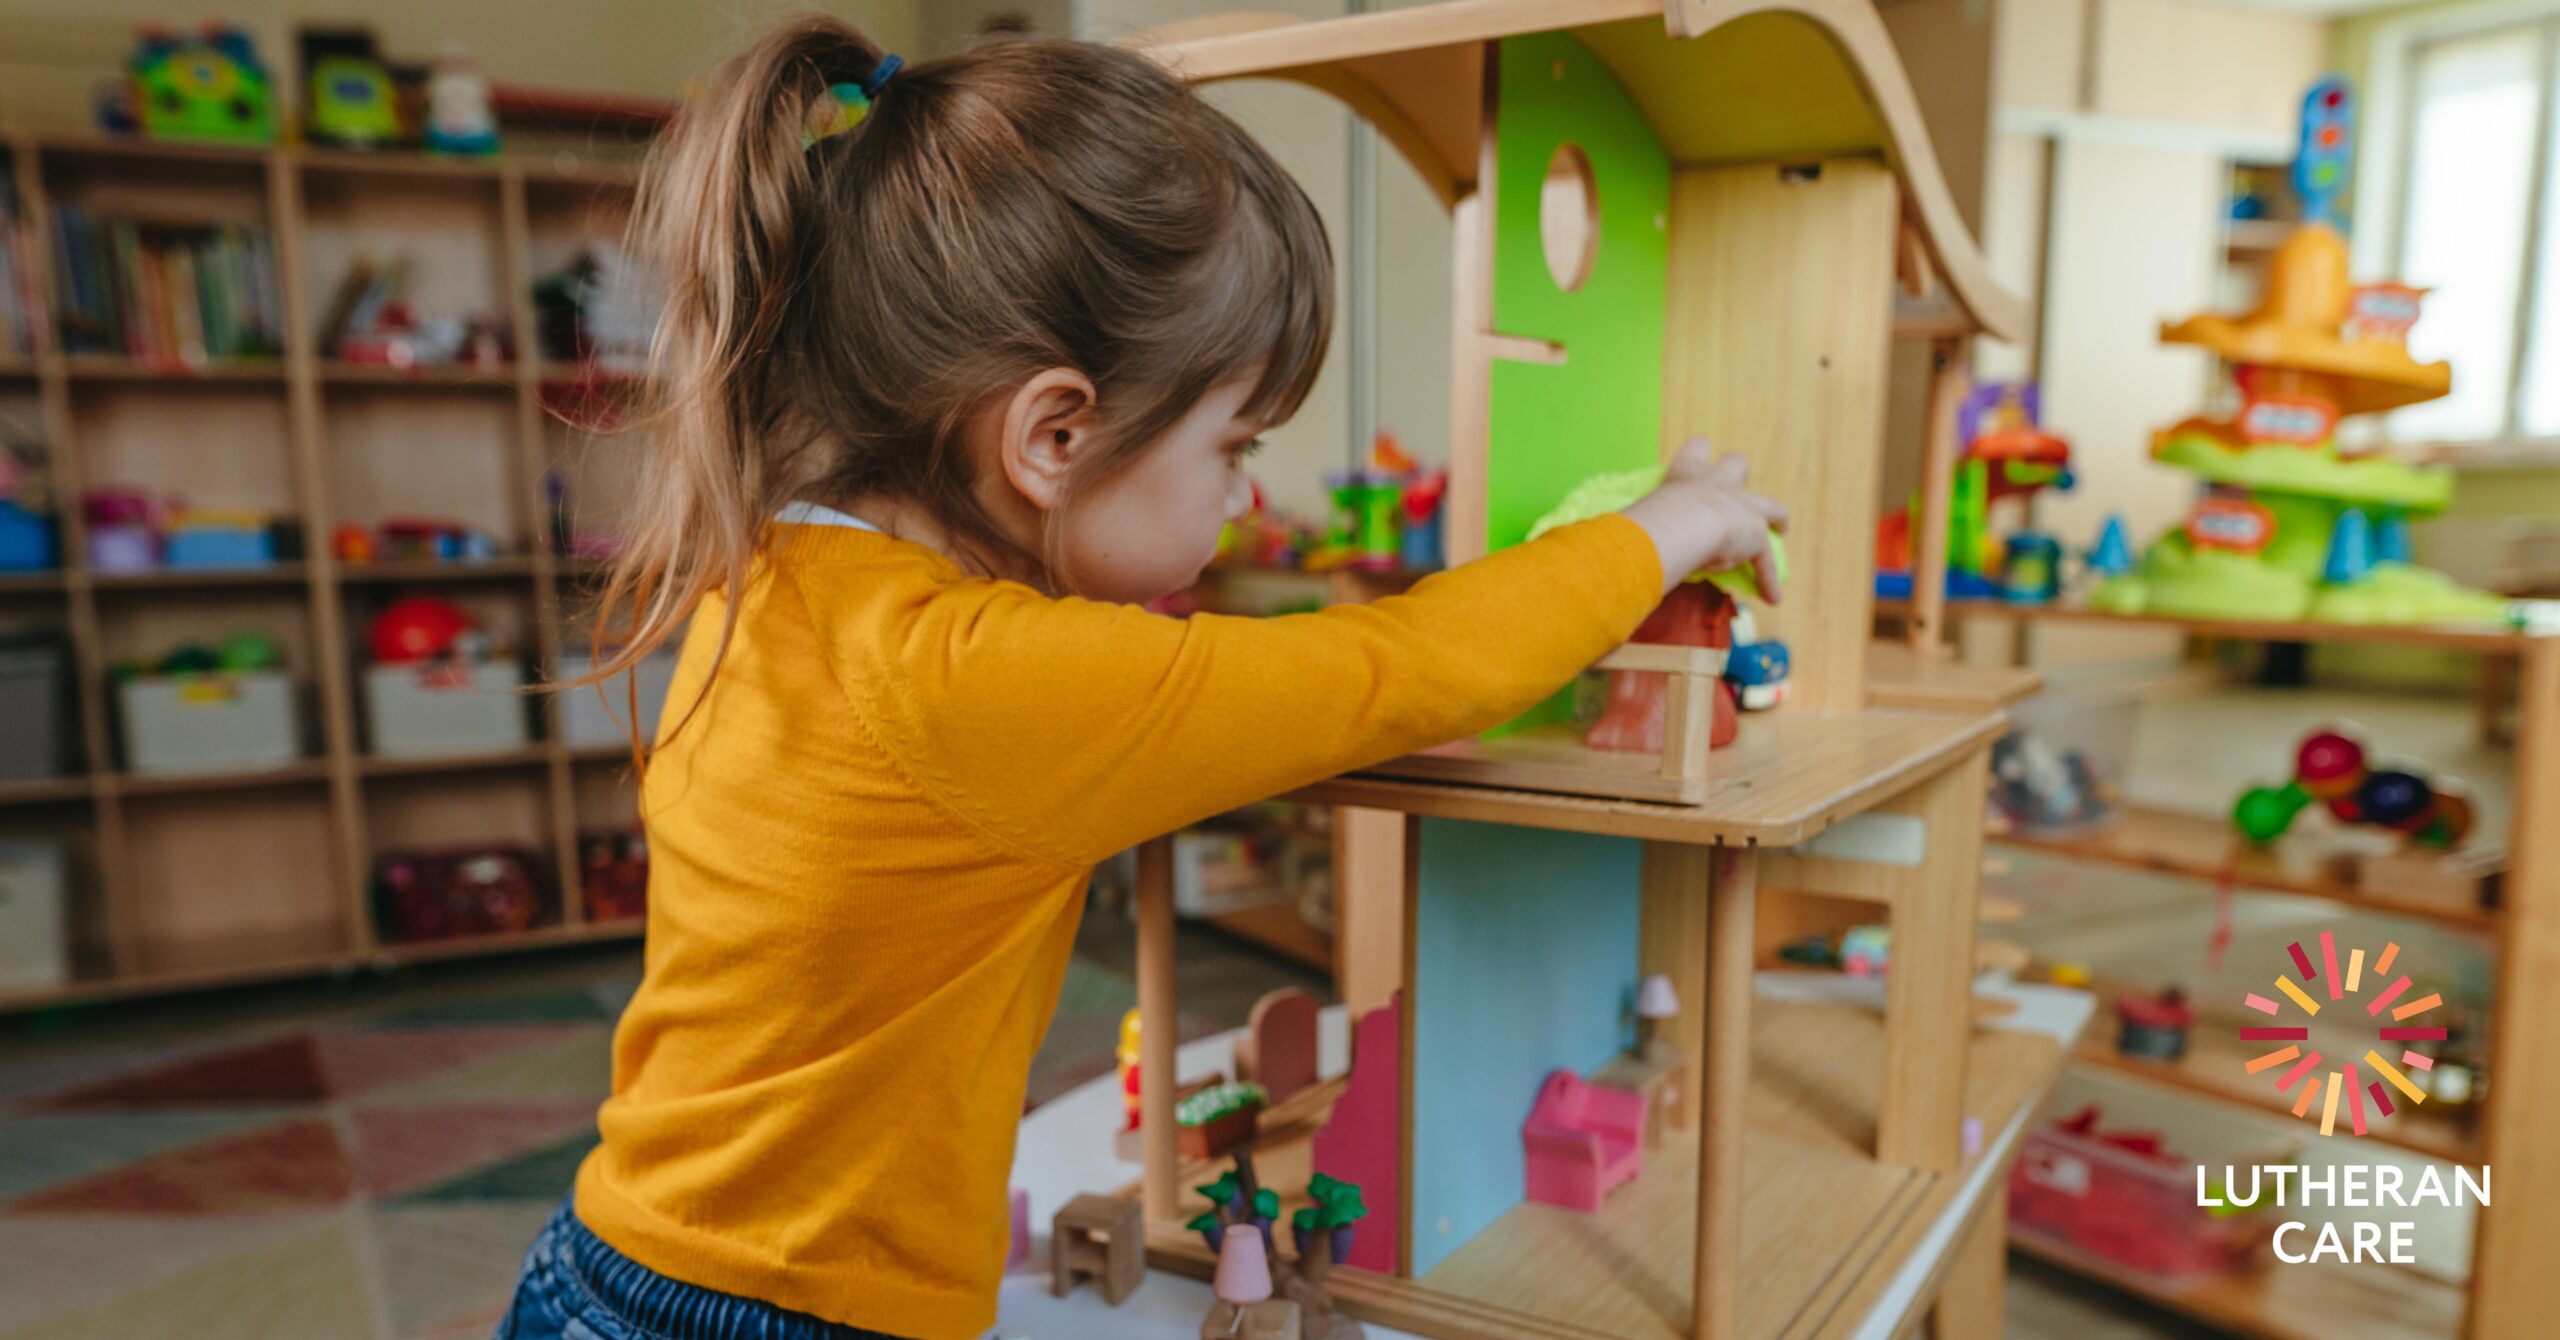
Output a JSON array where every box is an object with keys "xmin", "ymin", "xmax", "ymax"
[
  {"xmin": 300, "ymin": 27, "xmax": 402, "ymax": 149},
  {"xmin": 2009, "ymin": 1105, "xmax": 2277, "ymax": 1283},
  {"xmin": 1305, "ymin": 433, "xmax": 1447, "ymax": 575},
  {"xmin": 2113, "ymin": 988, "xmax": 2194, "ymax": 1060},
  {"xmin": 2230, "ymin": 724, "xmax": 2477, "ymax": 848},
  {"xmin": 371, "ymin": 845, "xmax": 550, "ymax": 943},
  {"xmin": 0, "ymin": 436, "xmax": 56, "ymax": 573},
  {"xmin": 1876, "ymin": 380, "xmax": 2075, "ymax": 602},
  {"xmin": 423, "ymin": 43, "xmax": 501, "ymax": 157},
  {"xmin": 2088, "ymin": 77, "xmax": 2505, "ymax": 626},
  {"xmin": 83, "ymin": 488, "xmax": 291, "ymax": 574},
  {"xmin": 120, "ymin": 26, "xmax": 277, "ymax": 145}
]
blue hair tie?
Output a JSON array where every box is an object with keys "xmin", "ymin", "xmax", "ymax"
[{"xmin": 862, "ymin": 54, "xmax": 903, "ymax": 100}]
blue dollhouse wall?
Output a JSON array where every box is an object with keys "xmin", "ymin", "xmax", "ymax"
[{"xmin": 1409, "ymin": 818, "xmax": 1642, "ymax": 1276}]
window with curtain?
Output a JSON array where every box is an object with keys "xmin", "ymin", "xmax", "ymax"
[{"xmin": 2387, "ymin": 16, "xmax": 2560, "ymax": 448}]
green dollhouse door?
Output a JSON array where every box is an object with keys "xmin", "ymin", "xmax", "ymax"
[{"xmin": 1480, "ymin": 32, "xmax": 1673, "ymax": 556}]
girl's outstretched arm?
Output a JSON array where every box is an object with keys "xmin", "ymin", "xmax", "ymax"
[{"xmin": 797, "ymin": 515, "xmax": 1664, "ymax": 867}]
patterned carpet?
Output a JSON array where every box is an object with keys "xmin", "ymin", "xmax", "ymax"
[{"xmin": 0, "ymin": 912, "xmax": 1328, "ymax": 1339}]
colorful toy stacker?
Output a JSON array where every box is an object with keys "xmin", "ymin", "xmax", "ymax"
[
  {"xmin": 2088, "ymin": 77, "xmax": 2505, "ymax": 626},
  {"xmin": 1112, "ymin": 5, "xmax": 2076, "ymax": 1339}
]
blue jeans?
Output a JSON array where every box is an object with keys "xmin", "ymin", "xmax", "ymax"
[{"xmin": 499, "ymin": 1198, "xmax": 911, "ymax": 1340}]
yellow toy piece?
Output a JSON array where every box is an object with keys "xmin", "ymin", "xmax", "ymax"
[{"xmin": 2156, "ymin": 224, "xmax": 2448, "ymax": 418}]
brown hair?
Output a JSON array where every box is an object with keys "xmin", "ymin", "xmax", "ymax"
[{"xmin": 577, "ymin": 16, "xmax": 1332, "ymax": 746}]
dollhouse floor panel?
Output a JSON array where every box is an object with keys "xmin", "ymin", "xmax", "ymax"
[
  {"xmin": 1152, "ymin": 995, "xmax": 2064, "ymax": 1340},
  {"xmin": 1303, "ymin": 708, "xmax": 2004, "ymax": 847}
]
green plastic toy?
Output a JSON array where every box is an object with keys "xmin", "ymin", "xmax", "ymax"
[
  {"xmin": 1524, "ymin": 464, "xmax": 1787, "ymax": 601},
  {"xmin": 129, "ymin": 27, "xmax": 277, "ymax": 145}
]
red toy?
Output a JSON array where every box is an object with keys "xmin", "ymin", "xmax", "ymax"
[
  {"xmin": 1520, "ymin": 1069, "xmax": 1645, "ymax": 1212},
  {"xmin": 372, "ymin": 845, "xmax": 548, "ymax": 943},
  {"xmin": 1584, "ymin": 584, "xmax": 1739, "ymax": 754},
  {"xmin": 579, "ymin": 828, "xmax": 647, "ymax": 921},
  {"xmin": 2010, "ymin": 1105, "xmax": 2270, "ymax": 1281},
  {"xmin": 369, "ymin": 593, "xmax": 473, "ymax": 664}
]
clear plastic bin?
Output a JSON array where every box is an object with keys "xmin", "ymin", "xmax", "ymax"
[{"xmin": 1989, "ymin": 683, "xmax": 2144, "ymax": 837}]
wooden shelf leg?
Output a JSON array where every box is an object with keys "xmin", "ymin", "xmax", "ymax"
[
  {"xmin": 1908, "ymin": 338, "xmax": 1967, "ymax": 658},
  {"xmin": 1929, "ymin": 1191, "xmax": 2006, "ymax": 1339},
  {"xmin": 1879, "ymin": 747, "xmax": 1988, "ymax": 1172},
  {"xmin": 1694, "ymin": 845, "xmax": 1756, "ymax": 1340},
  {"xmin": 1137, "ymin": 834, "xmax": 1180, "ymax": 1224},
  {"xmin": 2473, "ymin": 637, "xmax": 2560, "ymax": 1336}
]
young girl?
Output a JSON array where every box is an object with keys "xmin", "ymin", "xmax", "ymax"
[{"xmin": 503, "ymin": 17, "xmax": 1783, "ymax": 1340}]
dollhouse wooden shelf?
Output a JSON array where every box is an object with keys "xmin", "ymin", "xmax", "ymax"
[
  {"xmin": 1999, "ymin": 802, "xmax": 2500, "ymax": 934},
  {"xmin": 1300, "ymin": 707, "xmax": 2003, "ymax": 848},
  {"xmin": 1878, "ymin": 595, "xmax": 2540, "ymax": 653}
]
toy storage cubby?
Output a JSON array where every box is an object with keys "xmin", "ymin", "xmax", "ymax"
[{"xmin": 0, "ymin": 127, "xmax": 652, "ymax": 1012}]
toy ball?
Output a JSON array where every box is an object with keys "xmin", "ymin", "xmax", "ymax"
[
  {"xmin": 2421, "ymin": 789, "xmax": 2477, "ymax": 848},
  {"xmin": 2233, "ymin": 781, "xmax": 2311, "ymax": 844},
  {"xmin": 369, "ymin": 594, "xmax": 473, "ymax": 664},
  {"xmin": 2324, "ymin": 791, "xmax": 2364, "ymax": 825},
  {"xmin": 2358, "ymin": 769, "xmax": 2436, "ymax": 831},
  {"xmin": 2295, "ymin": 729, "xmax": 2367, "ymax": 798},
  {"xmin": 218, "ymin": 630, "xmax": 280, "ymax": 672}
]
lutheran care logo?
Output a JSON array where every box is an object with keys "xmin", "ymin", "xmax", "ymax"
[{"xmin": 2241, "ymin": 931, "xmax": 2440, "ymax": 1137}]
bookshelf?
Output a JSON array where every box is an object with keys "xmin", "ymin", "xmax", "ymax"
[{"xmin": 0, "ymin": 130, "xmax": 651, "ymax": 1011}]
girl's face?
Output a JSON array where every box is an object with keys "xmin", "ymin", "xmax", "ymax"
[{"xmin": 1053, "ymin": 380, "xmax": 1264, "ymax": 605}]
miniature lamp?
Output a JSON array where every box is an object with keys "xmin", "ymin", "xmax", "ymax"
[{"xmin": 1635, "ymin": 974, "xmax": 1680, "ymax": 1051}]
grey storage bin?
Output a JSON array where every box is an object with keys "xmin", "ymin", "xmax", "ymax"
[
  {"xmin": 0, "ymin": 636, "xmax": 72, "ymax": 781},
  {"xmin": 118, "ymin": 671, "xmax": 300, "ymax": 775},
  {"xmin": 556, "ymin": 650, "xmax": 679, "ymax": 747},
  {"xmin": 365, "ymin": 659, "xmax": 530, "ymax": 757},
  {"xmin": 0, "ymin": 838, "xmax": 70, "ymax": 991}
]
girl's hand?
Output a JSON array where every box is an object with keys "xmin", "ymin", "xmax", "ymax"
[{"xmin": 1618, "ymin": 439, "xmax": 1789, "ymax": 600}]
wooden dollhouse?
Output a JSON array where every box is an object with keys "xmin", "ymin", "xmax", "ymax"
[{"xmin": 1117, "ymin": 4, "xmax": 2073, "ymax": 1337}]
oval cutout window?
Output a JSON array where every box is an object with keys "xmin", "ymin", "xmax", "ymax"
[{"xmin": 1540, "ymin": 143, "xmax": 1598, "ymax": 292}]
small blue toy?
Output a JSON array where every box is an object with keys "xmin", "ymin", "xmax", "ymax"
[
  {"xmin": 2322, "ymin": 508, "xmax": 2374, "ymax": 584},
  {"xmin": 2087, "ymin": 513, "xmax": 2135, "ymax": 579},
  {"xmin": 1724, "ymin": 641, "xmax": 1790, "ymax": 711},
  {"xmin": 2001, "ymin": 532, "xmax": 2064, "ymax": 604}
]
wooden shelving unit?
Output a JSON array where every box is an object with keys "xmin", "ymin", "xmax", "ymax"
[
  {"xmin": 1999, "ymin": 802, "xmax": 2500, "ymax": 935},
  {"xmin": 0, "ymin": 129, "xmax": 650, "ymax": 1012},
  {"xmin": 1905, "ymin": 595, "xmax": 2559, "ymax": 1334}
]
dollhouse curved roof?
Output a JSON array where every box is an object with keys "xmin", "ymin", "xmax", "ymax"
[{"xmin": 1132, "ymin": 0, "xmax": 2027, "ymax": 342}]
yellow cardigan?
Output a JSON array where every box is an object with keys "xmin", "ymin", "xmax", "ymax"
[{"xmin": 573, "ymin": 514, "xmax": 1663, "ymax": 1339}]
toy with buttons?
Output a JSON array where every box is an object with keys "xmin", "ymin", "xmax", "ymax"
[{"xmin": 2230, "ymin": 725, "xmax": 2476, "ymax": 848}]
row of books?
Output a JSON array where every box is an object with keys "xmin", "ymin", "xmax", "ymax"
[
  {"xmin": 49, "ymin": 204, "xmax": 284, "ymax": 364},
  {"xmin": 0, "ymin": 175, "xmax": 35, "ymax": 359}
]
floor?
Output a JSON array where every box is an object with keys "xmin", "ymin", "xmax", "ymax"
[{"xmin": 0, "ymin": 901, "xmax": 2213, "ymax": 1340}]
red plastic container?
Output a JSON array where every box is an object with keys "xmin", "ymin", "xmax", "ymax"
[{"xmin": 2007, "ymin": 1105, "xmax": 2271, "ymax": 1282}]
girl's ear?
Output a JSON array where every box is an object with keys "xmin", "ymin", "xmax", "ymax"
[{"xmin": 995, "ymin": 368, "xmax": 1100, "ymax": 513}]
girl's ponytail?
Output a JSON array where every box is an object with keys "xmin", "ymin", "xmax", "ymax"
[{"xmin": 578, "ymin": 18, "xmax": 885, "ymax": 744}]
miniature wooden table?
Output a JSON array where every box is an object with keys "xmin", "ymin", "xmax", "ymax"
[{"xmin": 1590, "ymin": 1039, "xmax": 1688, "ymax": 1149}]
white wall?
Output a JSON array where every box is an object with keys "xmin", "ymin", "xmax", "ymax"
[{"xmin": 1079, "ymin": 0, "xmax": 1363, "ymax": 521}]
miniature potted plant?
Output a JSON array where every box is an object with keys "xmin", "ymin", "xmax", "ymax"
[
  {"xmin": 1175, "ymin": 1079, "xmax": 1267, "ymax": 1159},
  {"xmin": 1186, "ymin": 1161, "xmax": 1280, "ymax": 1257},
  {"xmin": 1289, "ymin": 1173, "xmax": 1369, "ymax": 1289}
]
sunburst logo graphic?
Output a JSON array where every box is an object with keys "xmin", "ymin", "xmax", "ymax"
[{"xmin": 2242, "ymin": 932, "xmax": 2441, "ymax": 1137}]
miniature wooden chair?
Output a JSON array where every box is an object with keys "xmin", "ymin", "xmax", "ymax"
[{"xmin": 1051, "ymin": 1193, "xmax": 1144, "ymax": 1305}]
